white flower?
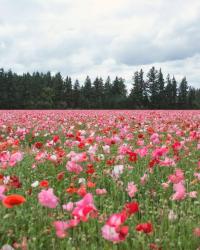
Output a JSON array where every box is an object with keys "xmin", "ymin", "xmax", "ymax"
[
  {"xmin": 3, "ymin": 176, "xmax": 10, "ymax": 184},
  {"xmin": 78, "ymin": 178, "xmax": 86, "ymax": 184},
  {"xmin": 31, "ymin": 181, "xmax": 39, "ymax": 188},
  {"xmin": 168, "ymin": 210, "xmax": 177, "ymax": 221},
  {"xmin": 111, "ymin": 165, "xmax": 124, "ymax": 179}
]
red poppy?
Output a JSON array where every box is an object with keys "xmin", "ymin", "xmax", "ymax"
[
  {"xmin": 35, "ymin": 141, "xmax": 43, "ymax": 149},
  {"xmin": 87, "ymin": 181, "xmax": 96, "ymax": 188},
  {"xmin": 124, "ymin": 202, "xmax": 139, "ymax": 216},
  {"xmin": 57, "ymin": 171, "xmax": 65, "ymax": 181},
  {"xmin": 115, "ymin": 225, "xmax": 129, "ymax": 241},
  {"xmin": 66, "ymin": 187, "xmax": 78, "ymax": 194},
  {"xmin": 39, "ymin": 180, "xmax": 49, "ymax": 188},
  {"xmin": 136, "ymin": 222, "xmax": 153, "ymax": 234},
  {"xmin": 138, "ymin": 133, "xmax": 144, "ymax": 139},
  {"xmin": 3, "ymin": 194, "xmax": 26, "ymax": 208},
  {"xmin": 149, "ymin": 243, "xmax": 162, "ymax": 250},
  {"xmin": 77, "ymin": 186, "xmax": 87, "ymax": 197},
  {"xmin": 53, "ymin": 135, "xmax": 60, "ymax": 143},
  {"xmin": 128, "ymin": 152, "xmax": 137, "ymax": 162},
  {"xmin": 10, "ymin": 176, "xmax": 22, "ymax": 188}
]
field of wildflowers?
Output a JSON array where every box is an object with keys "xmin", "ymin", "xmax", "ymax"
[{"xmin": 0, "ymin": 110, "xmax": 200, "ymax": 250}]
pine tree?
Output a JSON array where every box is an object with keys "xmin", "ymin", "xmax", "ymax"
[
  {"xmin": 156, "ymin": 69, "xmax": 165, "ymax": 109},
  {"xmin": 178, "ymin": 77, "xmax": 188, "ymax": 108},
  {"xmin": 171, "ymin": 76, "xmax": 177, "ymax": 108},
  {"xmin": 103, "ymin": 76, "xmax": 112, "ymax": 109},
  {"xmin": 130, "ymin": 71, "xmax": 143, "ymax": 108},
  {"xmin": 73, "ymin": 80, "xmax": 81, "ymax": 108},
  {"xmin": 146, "ymin": 67, "xmax": 159, "ymax": 108}
]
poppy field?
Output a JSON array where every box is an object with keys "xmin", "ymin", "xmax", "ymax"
[{"xmin": 0, "ymin": 110, "xmax": 200, "ymax": 250}]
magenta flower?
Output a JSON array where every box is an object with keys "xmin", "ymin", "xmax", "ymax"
[
  {"xmin": 38, "ymin": 188, "xmax": 59, "ymax": 208},
  {"xmin": 72, "ymin": 193, "xmax": 97, "ymax": 221},
  {"xmin": 172, "ymin": 182, "xmax": 186, "ymax": 201},
  {"xmin": 0, "ymin": 185, "xmax": 6, "ymax": 201},
  {"xmin": 66, "ymin": 161, "xmax": 83, "ymax": 174},
  {"xmin": 126, "ymin": 182, "xmax": 137, "ymax": 198}
]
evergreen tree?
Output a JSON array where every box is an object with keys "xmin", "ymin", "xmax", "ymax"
[
  {"xmin": 146, "ymin": 67, "xmax": 159, "ymax": 108},
  {"xmin": 130, "ymin": 71, "xmax": 143, "ymax": 108},
  {"xmin": 178, "ymin": 77, "xmax": 188, "ymax": 108},
  {"xmin": 103, "ymin": 76, "xmax": 112, "ymax": 109},
  {"xmin": 171, "ymin": 76, "xmax": 177, "ymax": 108},
  {"xmin": 156, "ymin": 69, "xmax": 165, "ymax": 108},
  {"xmin": 0, "ymin": 67, "xmax": 198, "ymax": 110}
]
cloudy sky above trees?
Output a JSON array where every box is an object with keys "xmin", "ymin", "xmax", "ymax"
[{"xmin": 0, "ymin": 0, "xmax": 200, "ymax": 88}]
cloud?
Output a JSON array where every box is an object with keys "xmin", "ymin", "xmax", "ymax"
[{"xmin": 0, "ymin": 0, "xmax": 200, "ymax": 88}]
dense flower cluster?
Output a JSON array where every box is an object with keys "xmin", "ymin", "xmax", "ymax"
[{"xmin": 0, "ymin": 110, "xmax": 199, "ymax": 249}]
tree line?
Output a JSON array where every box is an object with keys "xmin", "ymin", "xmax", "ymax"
[{"xmin": 0, "ymin": 67, "xmax": 199, "ymax": 109}]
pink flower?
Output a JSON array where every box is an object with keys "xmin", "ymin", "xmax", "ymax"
[
  {"xmin": 150, "ymin": 133, "xmax": 160, "ymax": 144},
  {"xmin": 126, "ymin": 182, "xmax": 137, "ymax": 198},
  {"xmin": 102, "ymin": 225, "xmax": 119, "ymax": 242},
  {"xmin": 35, "ymin": 152, "xmax": 46, "ymax": 161},
  {"xmin": 193, "ymin": 227, "xmax": 200, "ymax": 237},
  {"xmin": 159, "ymin": 157, "xmax": 176, "ymax": 167},
  {"xmin": 188, "ymin": 191, "xmax": 197, "ymax": 198},
  {"xmin": 152, "ymin": 147, "xmax": 168, "ymax": 159},
  {"xmin": 102, "ymin": 145, "xmax": 110, "ymax": 154},
  {"xmin": 101, "ymin": 211, "xmax": 128, "ymax": 243},
  {"xmin": 172, "ymin": 182, "xmax": 186, "ymax": 201},
  {"xmin": 0, "ymin": 185, "xmax": 6, "ymax": 200},
  {"xmin": 62, "ymin": 202, "xmax": 74, "ymax": 211},
  {"xmin": 53, "ymin": 219, "xmax": 80, "ymax": 238},
  {"xmin": 161, "ymin": 182, "xmax": 169, "ymax": 189},
  {"xmin": 168, "ymin": 169, "xmax": 184, "ymax": 184},
  {"xmin": 140, "ymin": 173, "xmax": 148, "ymax": 185},
  {"xmin": 0, "ymin": 151, "xmax": 10, "ymax": 163},
  {"xmin": 53, "ymin": 221, "xmax": 69, "ymax": 238},
  {"xmin": 72, "ymin": 193, "xmax": 97, "ymax": 221},
  {"xmin": 194, "ymin": 172, "xmax": 200, "ymax": 180},
  {"xmin": 66, "ymin": 161, "xmax": 83, "ymax": 174},
  {"xmin": 136, "ymin": 147, "xmax": 148, "ymax": 157},
  {"xmin": 106, "ymin": 212, "xmax": 127, "ymax": 227},
  {"xmin": 101, "ymin": 224, "xmax": 129, "ymax": 243},
  {"xmin": 96, "ymin": 188, "xmax": 107, "ymax": 195},
  {"xmin": 71, "ymin": 152, "xmax": 87, "ymax": 162},
  {"xmin": 38, "ymin": 188, "xmax": 59, "ymax": 208}
]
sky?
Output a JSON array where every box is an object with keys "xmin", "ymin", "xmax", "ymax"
[{"xmin": 0, "ymin": 0, "xmax": 200, "ymax": 89}]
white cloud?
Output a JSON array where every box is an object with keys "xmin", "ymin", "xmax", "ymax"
[{"xmin": 0, "ymin": 0, "xmax": 200, "ymax": 88}]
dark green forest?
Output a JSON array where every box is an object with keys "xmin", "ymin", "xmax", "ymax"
[{"xmin": 0, "ymin": 67, "xmax": 199, "ymax": 109}]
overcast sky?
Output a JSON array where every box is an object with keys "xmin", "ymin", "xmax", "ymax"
[{"xmin": 0, "ymin": 0, "xmax": 200, "ymax": 88}]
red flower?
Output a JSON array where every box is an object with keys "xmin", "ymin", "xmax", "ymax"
[
  {"xmin": 39, "ymin": 180, "xmax": 49, "ymax": 188},
  {"xmin": 66, "ymin": 187, "xmax": 77, "ymax": 194},
  {"xmin": 87, "ymin": 181, "xmax": 96, "ymax": 188},
  {"xmin": 106, "ymin": 159, "xmax": 115, "ymax": 166},
  {"xmin": 136, "ymin": 222, "xmax": 153, "ymax": 234},
  {"xmin": 86, "ymin": 164, "xmax": 95, "ymax": 174},
  {"xmin": 124, "ymin": 202, "xmax": 139, "ymax": 216},
  {"xmin": 128, "ymin": 152, "xmax": 137, "ymax": 162},
  {"xmin": 117, "ymin": 226, "xmax": 129, "ymax": 240},
  {"xmin": 149, "ymin": 243, "xmax": 162, "ymax": 250},
  {"xmin": 10, "ymin": 176, "xmax": 22, "ymax": 188},
  {"xmin": 35, "ymin": 142, "xmax": 43, "ymax": 149},
  {"xmin": 138, "ymin": 133, "xmax": 144, "ymax": 139},
  {"xmin": 53, "ymin": 135, "xmax": 60, "ymax": 143},
  {"xmin": 57, "ymin": 172, "xmax": 65, "ymax": 181},
  {"xmin": 78, "ymin": 142, "xmax": 85, "ymax": 149},
  {"xmin": 77, "ymin": 186, "xmax": 87, "ymax": 197},
  {"xmin": 3, "ymin": 194, "xmax": 26, "ymax": 208}
]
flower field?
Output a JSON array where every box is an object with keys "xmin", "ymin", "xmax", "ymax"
[{"xmin": 0, "ymin": 110, "xmax": 200, "ymax": 250}]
